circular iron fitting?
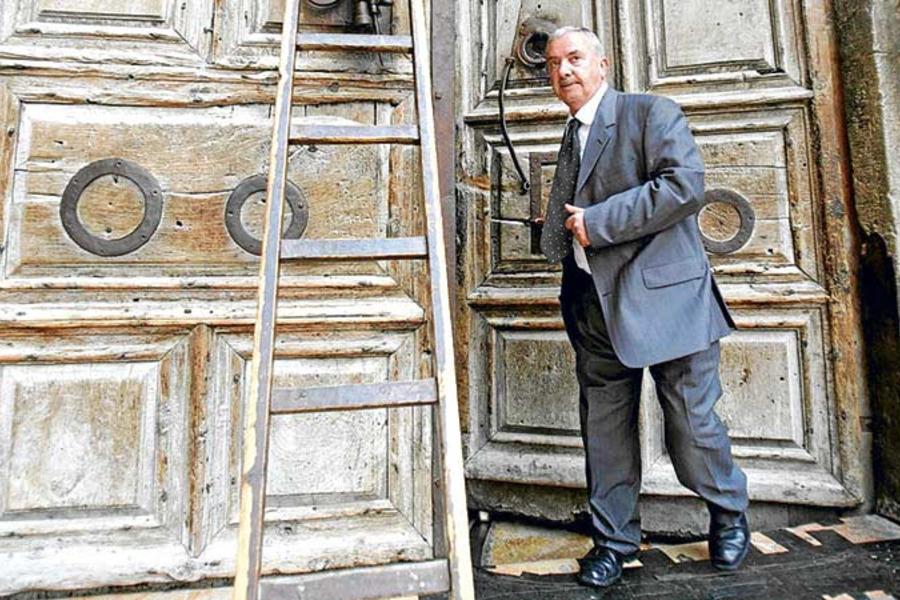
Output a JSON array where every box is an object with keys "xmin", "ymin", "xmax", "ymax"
[
  {"xmin": 516, "ymin": 31, "xmax": 549, "ymax": 68},
  {"xmin": 225, "ymin": 174, "xmax": 309, "ymax": 256},
  {"xmin": 59, "ymin": 158, "xmax": 163, "ymax": 257},
  {"xmin": 699, "ymin": 188, "xmax": 756, "ymax": 255}
]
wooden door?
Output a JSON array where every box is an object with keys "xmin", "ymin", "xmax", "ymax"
[
  {"xmin": 457, "ymin": 0, "xmax": 870, "ymax": 528},
  {"xmin": 0, "ymin": 0, "xmax": 438, "ymax": 594}
]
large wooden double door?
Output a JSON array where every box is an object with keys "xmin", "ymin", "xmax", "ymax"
[
  {"xmin": 0, "ymin": 0, "xmax": 439, "ymax": 594},
  {"xmin": 455, "ymin": 0, "xmax": 870, "ymax": 530},
  {"xmin": 0, "ymin": 0, "xmax": 871, "ymax": 594}
]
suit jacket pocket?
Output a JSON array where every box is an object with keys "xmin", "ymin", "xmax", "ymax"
[{"xmin": 642, "ymin": 257, "xmax": 706, "ymax": 289}]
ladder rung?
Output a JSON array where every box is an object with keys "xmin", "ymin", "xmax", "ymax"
[
  {"xmin": 260, "ymin": 559, "xmax": 449, "ymax": 600},
  {"xmin": 296, "ymin": 33, "xmax": 413, "ymax": 53},
  {"xmin": 289, "ymin": 124, "xmax": 419, "ymax": 145},
  {"xmin": 271, "ymin": 379, "xmax": 437, "ymax": 414},
  {"xmin": 281, "ymin": 237, "xmax": 427, "ymax": 260}
]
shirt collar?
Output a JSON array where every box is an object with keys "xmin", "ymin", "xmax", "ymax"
[{"xmin": 571, "ymin": 81, "xmax": 608, "ymax": 126}]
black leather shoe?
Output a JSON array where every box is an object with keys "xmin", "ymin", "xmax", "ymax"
[
  {"xmin": 576, "ymin": 546, "xmax": 634, "ymax": 588},
  {"xmin": 708, "ymin": 510, "xmax": 750, "ymax": 571}
]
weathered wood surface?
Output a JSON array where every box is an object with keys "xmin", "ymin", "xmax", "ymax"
[
  {"xmin": 289, "ymin": 123, "xmax": 419, "ymax": 145},
  {"xmin": 0, "ymin": 295, "xmax": 426, "ymax": 329},
  {"xmin": 409, "ymin": 0, "xmax": 474, "ymax": 596},
  {"xmin": 0, "ymin": 0, "xmax": 442, "ymax": 596},
  {"xmin": 233, "ymin": 0, "xmax": 301, "ymax": 596},
  {"xmin": 295, "ymin": 33, "xmax": 413, "ymax": 53},
  {"xmin": 0, "ymin": 0, "xmax": 869, "ymax": 593},
  {"xmin": 804, "ymin": 0, "xmax": 870, "ymax": 507},
  {"xmin": 271, "ymin": 379, "xmax": 437, "ymax": 414},
  {"xmin": 0, "ymin": 326, "xmax": 437, "ymax": 593},
  {"xmin": 282, "ymin": 237, "xmax": 427, "ymax": 260},
  {"xmin": 236, "ymin": 1, "xmax": 467, "ymax": 597},
  {"xmin": 261, "ymin": 559, "xmax": 449, "ymax": 600},
  {"xmin": 6, "ymin": 103, "xmax": 413, "ymax": 281},
  {"xmin": 3, "ymin": 510, "xmax": 433, "ymax": 594},
  {"xmin": 382, "ymin": 93, "xmax": 436, "ymax": 551}
]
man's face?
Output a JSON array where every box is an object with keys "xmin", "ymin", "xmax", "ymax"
[{"xmin": 546, "ymin": 32, "xmax": 609, "ymax": 114}]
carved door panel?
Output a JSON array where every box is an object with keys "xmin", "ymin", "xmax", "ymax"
[
  {"xmin": 0, "ymin": 0, "xmax": 434, "ymax": 594},
  {"xmin": 458, "ymin": 0, "xmax": 869, "ymax": 526}
]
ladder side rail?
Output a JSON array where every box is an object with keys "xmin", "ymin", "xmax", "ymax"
[
  {"xmin": 407, "ymin": 1, "xmax": 475, "ymax": 598},
  {"xmin": 233, "ymin": 1, "xmax": 302, "ymax": 598}
]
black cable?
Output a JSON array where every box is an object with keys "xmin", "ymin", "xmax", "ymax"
[{"xmin": 499, "ymin": 58, "xmax": 531, "ymax": 195}]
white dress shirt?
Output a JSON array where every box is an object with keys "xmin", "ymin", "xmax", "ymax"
[{"xmin": 569, "ymin": 81, "xmax": 608, "ymax": 274}]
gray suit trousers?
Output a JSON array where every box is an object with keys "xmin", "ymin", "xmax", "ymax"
[{"xmin": 560, "ymin": 256, "xmax": 749, "ymax": 555}]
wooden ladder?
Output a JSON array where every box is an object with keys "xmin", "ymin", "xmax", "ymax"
[{"xmin": 232, "ymin": 1, "xmax": 474, "ymax": 599}]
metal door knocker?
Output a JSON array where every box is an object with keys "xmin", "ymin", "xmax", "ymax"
[{"xmin": 60, "ymin": 158, "xmax": 163, "ymax": 257}]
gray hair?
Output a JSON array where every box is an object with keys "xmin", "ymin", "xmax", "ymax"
[{"xmin": 546, "ymin": 26, "xmax": 604, "ymax": 57}]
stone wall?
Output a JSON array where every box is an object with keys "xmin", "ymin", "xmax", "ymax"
[{"xmin": 836, "ymin": 0, "xmax": 900, "ymax": 521}]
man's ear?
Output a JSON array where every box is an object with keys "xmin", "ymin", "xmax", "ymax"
[{"xmin": 598, "ymin": 56, "xmax": 610, "ymax": 75}]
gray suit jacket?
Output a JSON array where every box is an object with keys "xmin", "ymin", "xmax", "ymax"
[{"xmin": 545, "ymin": 88, "xmax": 734, "ymax": 368}]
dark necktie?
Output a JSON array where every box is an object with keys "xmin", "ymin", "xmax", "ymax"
[{"xmin": 540, "ymin": 118, "xmax": 581, "ymax": 262}]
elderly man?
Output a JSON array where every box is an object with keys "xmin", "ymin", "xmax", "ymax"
[{"xmin": 540, "ymin": 27, "xmax": 751, "ymax": 588}]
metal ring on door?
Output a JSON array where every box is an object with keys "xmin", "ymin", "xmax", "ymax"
[
  {"xmin": 699, "ymin": 188, "xmax": 756, "ymax": 255},
  {"xmin": 225, "ymin": 174, "xmax": 309, "ymax": 256},
  {"xmin": 60, "ymin": 158, "xmax": 163, "ymax": 257}
]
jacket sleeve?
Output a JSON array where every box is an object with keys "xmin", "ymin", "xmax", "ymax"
[{"xmin": 582, "ymin": 96, "xmax": 705, "ymax": 249}]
